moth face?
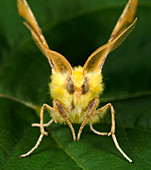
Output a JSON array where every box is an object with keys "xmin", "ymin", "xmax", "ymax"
[
  {"xmin": 65, "ymin": 67, "xmax": 90, "ymax": 97},
  {"xmin": 65, "ymin": 77, "xmax": 89, "ymax": 95}
]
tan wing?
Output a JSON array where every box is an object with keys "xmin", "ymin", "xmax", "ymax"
[
  {"xmin": 17, "ymin": 0, "xmax": 72, "ymax": 75},
  {"xmin": 83, "ymin": 0, "xmax": 138, "ymax": 74}
]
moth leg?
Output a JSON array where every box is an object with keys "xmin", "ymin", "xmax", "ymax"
[
  {"xmin": 77, "ymin": 97, "xmax": 98, "ymax": 141},
  {"xmin": 90, "ymin": 103, "xmax": 132, "ymax": 163},
  {"xmin": 20, "ymin": 104, "xmax": 54, "ymax": 158},
  {"xmin": 90, "ymin": 124, "xmax": 109, "ymax": 136},
  {"xmin": 20, "ymin": 134, "xmax": 44, "ymax": 158},
  {"xmin": 89, "ymin": 103, "xmax": 114, "ymax": 136},
  {"xmin": 32, "ymin": 119, "xmax": 53, "ymax": 127},
  {"xmin": 55, "ymin": 99, "xmax": 76, "ymax": 141}
]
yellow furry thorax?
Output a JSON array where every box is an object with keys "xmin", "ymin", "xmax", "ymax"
[{"xmin": 49, "ymin": 66, "xmax": 104, "ymax": 124}]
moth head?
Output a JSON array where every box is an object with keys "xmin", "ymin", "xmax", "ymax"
[{"xmin": 65, "ymin": 67, "xmax": 90, "ymax": 98}]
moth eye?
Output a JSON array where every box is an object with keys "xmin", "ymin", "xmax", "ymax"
[
  {"xmin": 82, "ymin": 78, "xmax": 89, "ymax": 94},
  {"xmin": 66, "ymin": 77, "xmax": 75, "ymax": 94}
]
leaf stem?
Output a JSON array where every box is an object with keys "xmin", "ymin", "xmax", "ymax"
[
  {"xmin": 101, "ymin": 91, "xmax": 151, "ymax": 103},
  {"xmin": 0, "ymin": 93, "xmax": 39, "ymax": 111}
]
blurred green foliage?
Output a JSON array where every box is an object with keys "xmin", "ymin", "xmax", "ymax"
[{"xmin": 0, "ymin": 0, "xmax": 151, "ymax": 169}]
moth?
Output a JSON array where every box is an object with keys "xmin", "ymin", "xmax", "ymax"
[{"xmin": 17, "ymin": 0, "xmax": 138, "ymax": 162}]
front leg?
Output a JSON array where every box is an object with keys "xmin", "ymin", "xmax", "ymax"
[
  {"xmin": 77, "ymin": 97, "xmax": 98, "ymax": 141},
  {"xmin": 54, "ymin": 99, "xmax": 76, "ymax": 141},
  {"xmin": 20, "ymin": 104, "xmax": 54, "ymax": 158},
  {"xmin": 20, "ymin": 100, "xmax": 75, "ymax": 158},
  {"xmin": 90, "ymin": 103, "xmax": 132, "ymax": 163},
  {"xmin": 90, "ymin": 103, "xmax": 115, "ymax": 136}
]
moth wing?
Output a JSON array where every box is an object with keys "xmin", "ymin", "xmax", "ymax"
[
  {"xmin": 83, "ymin": 0, "xmax": 138, "ymax": 74},
  {"xmin": 83, "ymin": 19, "xmax": 137, "ymax": 73},
  {"xmin": 109, "ymin": 0, "xmax": 138, "ymax": 42},
  {"xmin": 17, "ymin": 0, "xmax": 72, "ymax": 74}
]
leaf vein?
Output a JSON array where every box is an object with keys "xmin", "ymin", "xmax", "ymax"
[{"xmin": 48, "ymin": 128, "xmax": 85, "ymax": 170}]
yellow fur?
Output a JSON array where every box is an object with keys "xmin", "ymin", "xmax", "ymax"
[{"xmin": 49, "ymin": 66, "xmax": 104, "ymax": 124}]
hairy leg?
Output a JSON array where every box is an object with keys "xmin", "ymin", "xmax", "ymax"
[
  {"xmin": 55, "ymin": 99, "xmax": 76, "ymax": 141},
  {"xmin": 90, "ymin": 103, "xmax": 132, "ymax": 163},
  {"xmin": 20, "ymin": 104, "xmax": 54, "ymax": 158},
  {"xmin": 77, "ymin": 97, "xmax": 98, "ymax": 141}
]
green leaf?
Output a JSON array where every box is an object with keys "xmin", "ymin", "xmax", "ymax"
[{"xmin": 0, "ymin": 0, "xmax": 151, "ymax": 169}]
